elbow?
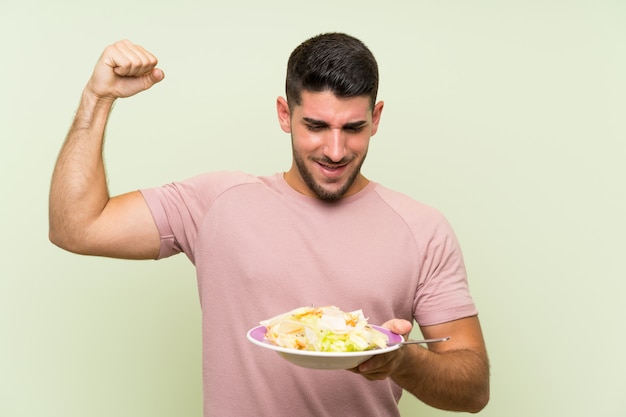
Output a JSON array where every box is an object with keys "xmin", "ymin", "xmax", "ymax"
[
  {"xmin": 49, "ymin": 210, "xmax": 66, "ymax": 249},
  {"xmin": 49, "ymin": 223, "xmax": 85, "ymax": 255},
  {"xmin": 49, "ymin": 227, "xmax": 72, "ymax": 253},
  {"xmin": 48, "ymin": 223, "xmax": 64, "ymax": 249},
  {"xmin": 468, "ymin": 391, "xmax": 489, "ymax": 413},
  {"xmin": 467, "ymin": 351, "xmax": 490, "ymax": 413},
  {"xmin": 467, "ymin": 381, "xmax": 490, "ymax": 413}
]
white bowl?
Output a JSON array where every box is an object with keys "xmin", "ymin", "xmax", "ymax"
[{"xmin": 246, "ymin": 325, "xmax": 403, "ymax": 370}]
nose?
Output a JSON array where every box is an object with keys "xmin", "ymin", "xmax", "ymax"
[{"xmin": 323, "ymin": 129, "xmax": 348, "ymax": 163}]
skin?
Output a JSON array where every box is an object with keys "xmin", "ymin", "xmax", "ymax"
[
  {"xmin": 49, "ymin": 40, "xmax": 489, "ymax": 413},
  {"xmin": 49, "ymin": 40, "xmax": 162, "ymax": 259},
  {"xmin": 360, "ymin": 317, "xmax": 489, "ymax": 412},
  {"xmin": 276, "ymin": 91, "xmax": 383, "ymax": 201}
]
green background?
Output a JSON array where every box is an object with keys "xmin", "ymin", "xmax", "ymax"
[{"xmin": 2, "ymin": 0, "xmax": 625, "ymax": 415}]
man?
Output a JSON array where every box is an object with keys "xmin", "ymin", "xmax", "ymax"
[{"xmin": 49, "ymin": 33, "xmax": 489, "ymax": 416}]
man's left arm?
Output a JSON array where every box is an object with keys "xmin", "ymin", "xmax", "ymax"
[{"xmin": 354, "ymin": 316, "xmax": 490, "ymax": 413}]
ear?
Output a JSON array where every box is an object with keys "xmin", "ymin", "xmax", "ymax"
[
  {"xmin": 276, "ymin": 96, "xmax": 292, "ymax": 133},
  {"xmin": 370, "ymin": 101, "xmax": 384, "ymax": 136}
]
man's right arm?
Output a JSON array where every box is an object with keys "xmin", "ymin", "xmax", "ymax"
[{"xmin": 49, "ymin": 40, "xmax": 165, "ymax": 260}]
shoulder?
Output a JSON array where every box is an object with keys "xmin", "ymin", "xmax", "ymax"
[
  {"xmin": 141, "ymin": 171, "xmax": 265, "ymax": 213},
  {"xmin": 370, "ymin": 183, "xmax": 459, "ymax": 243},
  {"xmin": 165, "ymin": 171, "xmax": 262, "ymax": 199},
  {"xmin": 184, "ymin": 170, "xmax": 260, "ymax": 188},
  {"xmin": 372, "ymin": 183, "xmax": 447, "ymax": 223}
]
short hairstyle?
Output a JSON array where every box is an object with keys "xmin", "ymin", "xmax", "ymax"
[{"xmin": 285, "ymin": 32, "xmax": 379, "ymax": 110}]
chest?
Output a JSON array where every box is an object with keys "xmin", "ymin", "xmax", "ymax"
[{"xmin": 194, "ymin": 189, "xmax": 420, "ymax": 324}]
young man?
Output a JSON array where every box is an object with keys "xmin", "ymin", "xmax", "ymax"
[{"xmin": 49, "ymin": 33, "xmax": 489, "ymax": 416}]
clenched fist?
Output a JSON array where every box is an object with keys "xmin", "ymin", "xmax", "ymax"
[{"xmin": 87, "ymin": 39, "xmax": 164, "ymax": 101}]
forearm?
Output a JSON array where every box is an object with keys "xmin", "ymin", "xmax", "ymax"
[
  {"xmin": 392, "ymin": 345, "xmax": 490, "ymax": 413},
  {"xmin": 49, "ymin": 90, "xmax": 114, "ymax": 252}
]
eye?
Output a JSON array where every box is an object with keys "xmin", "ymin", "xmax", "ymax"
[
  {"xmin": 344, "ymin": 126, "xmax": 365, "ymax": 134},
  {"xmin": 305, "ymin": 124, "xmax": 326, "ymax": 132}
]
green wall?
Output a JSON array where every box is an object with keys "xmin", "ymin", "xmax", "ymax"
[{"xmin": 1, "ymin": 1, "xmax": 625, "ymax": 415}]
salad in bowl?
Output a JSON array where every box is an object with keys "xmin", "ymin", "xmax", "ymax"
[
  {"xmin": 247, "ymin": 306, "xmax": 403, "ymax": 369},
  {"xmin": 261, "ymin": 305, "xmax": 389, "ymax": 352}
]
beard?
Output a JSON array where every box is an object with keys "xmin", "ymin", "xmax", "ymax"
[{"xmin": 292, "ymin": 148, "xmax": 366, "ymax": 201}]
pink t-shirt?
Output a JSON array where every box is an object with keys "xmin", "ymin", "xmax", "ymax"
[{"xmin": 140, "ymin": 172, "xmax": 477, "ymax": 417}]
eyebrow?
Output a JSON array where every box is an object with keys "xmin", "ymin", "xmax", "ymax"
[{"xmin": 302, "ymin": 117, "xmax": 368, "ymax": 129}]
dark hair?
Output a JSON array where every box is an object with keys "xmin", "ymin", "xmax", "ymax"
[{"xmin": 285, "ymin": 32, "xmax": 379, "ymax": 110}]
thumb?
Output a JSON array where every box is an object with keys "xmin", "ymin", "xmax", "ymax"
[
  {"xmin": 146, "ymin": 68, "xmax": 165, "ymax": 86},
  {"xmin": 129, "ymin": 68, "xmax": 164, "ymax": 96},
  {"xmin": 113, "ymin": 68, "xmax": 164, "ymax": 98},
  {"xmin": 382, "ymin": 319, "xmax": 413, "ymax": 337}
]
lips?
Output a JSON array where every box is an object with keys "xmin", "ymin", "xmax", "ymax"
[{"xmin": 317, "ymin": 161, "xmax": 348, "ymax": 179}]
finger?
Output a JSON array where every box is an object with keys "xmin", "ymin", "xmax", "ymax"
[
  {"xmin": 109, "ymin": 40, "xmax": 159, "ymax": 77},
  {"xmin": 360, "ymin": 372, "xmax": 389, "ymax": 381},
  {"xmin": 381, "ymin": 319, "xmax": 412, "ymax": 337},
  {"xmin": 124, "ymin": 42, "xmax": 159, "ymax": 75},
  {"xmin": 358, "ymin": 354, "xmax": 391, "ymax": 374},
  {"xmin": 355, "ymin": 362, "xmax": 391, "ymax": 381},
  {"xmin": 141, "ymin": 68, "xmax": 165, "ymax": 90},
  {"xmin": 112, "ymin": 68, "xmax": 164, "ymax": 98},
  {"xmin": 349, "ymin": 359, "xmax": 392, "ymax": 381},
  {"xmin": 149, "ymin": 68, "xmax": 165, "ymax": 83},
  {"xmin": 347, "ymin": 364, "xmax": 384, "ymax": 380}
]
